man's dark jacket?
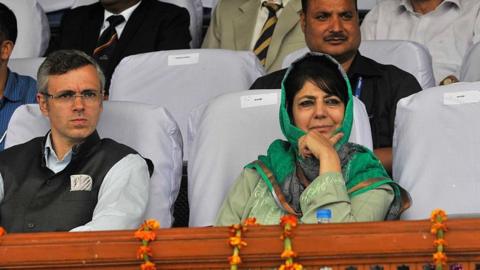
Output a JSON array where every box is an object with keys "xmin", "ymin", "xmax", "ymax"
[{"xmin": 50, "ymin": 0, "xmax": 192, "ymax": 91}]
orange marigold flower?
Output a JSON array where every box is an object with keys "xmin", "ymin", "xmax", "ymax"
[
  {"xmin": 0, "ymin": 227, "xmax": 6, "ymax": 236},
  {"xmin": 145, "ymin": 219, "xmax": 160, "ymax": 230},
  {"xmin": 280, "ymin": 215, "xmax": 298, "ymax": 227},
  {"xmin": 229, "ymin": 236, "xmax": 247, "ymax": 248},
  {"xmin": 228, "ymin": 255, "xmax": 242, "ymax": 265},
  {"xmin": 135, "ymin": 230, "xmax": 156, "ymax": 241},
  {"xmin": 229, "ymin": 224, "xmax": 242, "ymax": 235},
  {"xmin": 430, "ymin": 222, "xmax": 447, "ymax": 234},
  {"xmin": 280, "ymin": 249, "xmax": 297, "ymax": 259},
  {"xmin": 433, "ymin": 238, "xmax": 447, "ymax": 247},
  {"xmin": 140, "ymin": 261, "xmax": 157, "ymax": 270},
  {"xmin": 433, "ymin": 251, "xmax": 447, "ymax": 265},
  {"xmin": 279, "ymin": 261, "xmax": 303, "ymax": 270},
  {"xmin": 244, "ymin": 217, "xmax": 258, "ymax": 226},
  {"xmin": 136, "ymin": 246, "xmax": 153, "ymax": 260},
  {"xmin": 430, "ymin": 209, "xmax": 447, "ymax": 222}
]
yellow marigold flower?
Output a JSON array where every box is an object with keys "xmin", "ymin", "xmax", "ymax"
[
  {"xmin": 228, "ymin": 255, "xmax": 242, "ymax": 265},
  {"xmin": 430, "ymin": 222, "xmax": 447, "ymax": 234},
  {"xmin": 433, "ymin": 238, "xmax": 447, "ymax": 247},
  {"xmin": 244, "ymin": 217, "xmax": 258, "ymax": 226},
  {"xmin": 229, "ymin": 236, "xmax": 247, "ymax": 248},
  {"xmin": 433, "ymin": 251, "xmax": 447, "ymax": 265},
  {"xmin": 430, "ymin": 209, "xmax": 447, "ymax": 222},
  {"xmin": 135, "ymin": 230, "xmax": 156, "ymax": 241},
  {"xmin": 280, "ymin": 249, "xmax": 297, "ymax": 259},
  {"xmin": 145, "ymin": 219, "xmax": 160, "ymax": 230},
  {"xmin": 136, "ymin": 246, "xmax": 153, "ymax": 260},
  {"xmin": 279, "ymin": 262, "xmax": 303, "ymax": 270},
  {"xmin": 280, "ymin": 215, "xmax": 298, "ymax": 227},
  {"xmin": 140, "ymin": 261, "xmax": 157, "ymax": 270}
]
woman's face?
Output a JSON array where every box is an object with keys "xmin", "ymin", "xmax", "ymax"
[{"xmin": 292, "ymin": 80, "xmax": 345, "ymax": 137}]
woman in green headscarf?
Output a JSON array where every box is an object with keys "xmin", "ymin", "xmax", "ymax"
[{"xmin": 216, "ymin": 53, "xmax": 410, "ymax": 226}]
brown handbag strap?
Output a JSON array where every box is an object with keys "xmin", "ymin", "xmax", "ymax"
[{"xmin": 252, "ymin": 160, "xmax": 301, "ymax": 216}]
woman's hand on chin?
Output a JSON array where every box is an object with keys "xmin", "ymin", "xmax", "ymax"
[{"xmin": 298, "ymin": 131, "xmax": 343, "ymax": 174}]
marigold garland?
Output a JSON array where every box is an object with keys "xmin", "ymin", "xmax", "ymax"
[
  {"xmin": 431, "ymin": 209, "xmax": 447, "ymax": 270},
  {"xmin": 228, "ymin": 217, "xmax": 257, "ymax": 270},
  {"xmin": 279, "ymin": 215, "xmax": 303, "ymax": 270},
  {"xmin": 134, "ymin": 219, "xmax": 160, "ymax": 270}
]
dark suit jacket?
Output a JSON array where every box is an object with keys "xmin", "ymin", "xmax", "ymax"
[
  {"xmin": 51, "ymin": 0, "xmax": 191, "ymax": 92},
  {"xmin": 250, "ymin": 53, "xmax": 422, "ymax": 149}
]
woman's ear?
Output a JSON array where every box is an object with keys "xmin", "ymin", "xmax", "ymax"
[{"xmin": 0, "ymin": 40, "xmax": 14, "ymax": 61}]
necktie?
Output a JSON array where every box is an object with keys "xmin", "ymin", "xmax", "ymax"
[
  {"xmin": 253, "ymin": 2, "xmax": 282, "ymax": 66},
  {"xmin": 93, "ymin": 15, "xmax": 125, "ymax": 71}
]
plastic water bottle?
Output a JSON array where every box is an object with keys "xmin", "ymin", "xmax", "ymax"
[{"xmin": 316, "ymin": 208, "xmax": 332, "ymax": 224}]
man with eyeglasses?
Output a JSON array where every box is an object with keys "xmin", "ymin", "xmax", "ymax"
[{"xmin": 0, "ymin": 50, "xmax": 153, "ymax": 233}]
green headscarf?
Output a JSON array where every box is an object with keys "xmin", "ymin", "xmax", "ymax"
[{"xmin": 246, "ymin": 53, "xmax": 409, "ymax": 219}]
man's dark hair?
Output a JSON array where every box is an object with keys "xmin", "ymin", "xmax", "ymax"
[
  {"xmin": 0, "ymin": 3, "xmax": 17, "ymax": 44},
  {"xmin": 301, "ymin": 0, "xmax": 358, "ymax": 13},
  {"xmin": 37, "ymin": 50, "xmax": 106, "ymax": 94}
]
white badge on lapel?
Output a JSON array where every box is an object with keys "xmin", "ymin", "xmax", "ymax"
[{"xmin": 70, "ymin": 174, "xmax": 93, "ymax": 191}]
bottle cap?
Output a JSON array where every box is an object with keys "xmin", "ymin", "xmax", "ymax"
[{"xmin": 316, "ymin": 208, "xmax": 332, "ymax": 219}]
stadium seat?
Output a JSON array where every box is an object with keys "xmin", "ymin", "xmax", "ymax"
[
  {"xmin": 187, "ymin": 89, "xmax": 373, "ymax": 226},
  {"xmin": 1, "ymin": 0, "xmax": 50, "ymax": 58},
  {"xmin": 282, "ymin": 40, "xmax": 436, "ymax": 89},
  {"xmin": 7, "ymin": 57, "xmax": 45, "ymax": 79},
  {"xmin": 393, "ymin": 82, "xmax": 480, "ymax": 220},
  {"xmin": 5, "ymin": 101, "xmax": 183, "ymax": 228},
  {"xmin": 459, "ymin": 42, "xmax": 480, "ymax": 82},
  {"xmin": 109, "ymin": 49, "xmax": 265, "ymax": 157}
]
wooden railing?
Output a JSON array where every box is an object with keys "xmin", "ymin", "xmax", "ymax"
[{"xmin": 0, "ymin": 218, "xmax": 480, "ymax": 269}]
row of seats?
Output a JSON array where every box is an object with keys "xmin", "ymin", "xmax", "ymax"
[
  {"xmin": 7, "ymin": 79, "xmax": 480, "ymax": 227},
  {"xmin": 7, "ymin": 42, "xmax": 439, "ymax": 156}
]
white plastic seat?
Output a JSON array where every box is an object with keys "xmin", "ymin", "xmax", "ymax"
[
  {"xmin": 7, "ymin": 57, "xmax": 45, "ymax": 79},
  {"xmin": 109, "ymin": 49, "xmax": 265, "ymax": 158},
  {"xmin": 5, "ymin": 101, "xmax": 183, "ymax": 228},
  {"xmin": 187, "ymin": 89, "xmax": 372, "ymax": 227},
  {"xmin": 282, "ymin": 40, "xmax": 436, "ymax": 89},
  {"xmin": 460, "ymin": 42, "xmax": 480, "ymax": 82},
  {"xmin": 393, "ymin": 82, "xmax": 480, "ymax": 220},
  {"xmin": 1, "ymin": 0, "xmax": 50, "ymax": 58},
  {"xmin": 38, "ymin": 0, "xmax": 75, "ymax": 12},
  {"xmin": 358, "ymin": 0, "xmax": 385, "ymax": 10}
]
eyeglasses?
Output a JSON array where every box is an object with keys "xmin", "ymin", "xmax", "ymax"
[{"xmin": 42, "ymin": 90, "xmax": 103, "ymax": 104}]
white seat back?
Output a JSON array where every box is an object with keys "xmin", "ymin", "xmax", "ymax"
[
  {"xmin": 1, "ymin": 0, "xmax": 50, "ymax": 58},
  {"xmin": 38, "ymin": 0, "xmax": 75, "ymax": 12},
  {"xmin": 393, "ymin": 82, "xmax": 480, "ymax": 220},
  {"xmin": 460, "ymin": 42, "xmax": 480, "ymax": 82},
  {"xmin": 282, "ymin": 40, "xmax": 435, "ymax": 89},
  {"xmin": 358, "ymin": 0, "xmax": 386, "ymax": 10},
  {"xmin": 5, "ymin": 101, "xmax": 183, "ymax": 227},
  {"xmin": 187, "ymin": 89, "xmax": 372, "ymax": 227},
  {"xmin": 109, "ymin": 49, "xmax": 265, "ymax": 158},
  {"xmin": 7, "ymin": 57, "xmax": 45, "ymax": 79}
]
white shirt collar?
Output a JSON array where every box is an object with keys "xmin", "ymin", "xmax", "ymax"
[
  {"xmin": 44, "ymin": 132, "xmax": 73, "ymax": 173},
  {"xmin": 260, "ymin": 0, "xmax": 286, "ymax": 8},
  {"xmin": 104, "ymin": 0, "xmax": 141, "ymax": 23}
]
